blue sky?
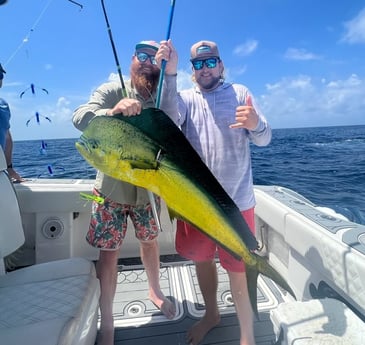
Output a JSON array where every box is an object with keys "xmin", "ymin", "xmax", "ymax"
[{"xmin": 1, "ymin": 0, "xmax": 365, "ymax": 141}]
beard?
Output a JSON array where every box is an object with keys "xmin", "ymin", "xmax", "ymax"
[
  {"xmin": 130, "ymin": 62, "xmax": 160, "ymax": 100},
  {"xmin": 195, "ymin": 74, "xmax": 222, "ymax": 91}
]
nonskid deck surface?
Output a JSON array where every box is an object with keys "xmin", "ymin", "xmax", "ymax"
[{"xmin": 99, "ymin": 255, "xmax": 293, "ymax": 345}]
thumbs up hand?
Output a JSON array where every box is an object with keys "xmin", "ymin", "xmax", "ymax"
[{"xmin": 229, "ymin": 94, "xmax": 259, "ymax": 130}]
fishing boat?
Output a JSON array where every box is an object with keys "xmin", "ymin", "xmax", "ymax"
[{"xmin": 1, "ymin": 146, "xmax": 365, "ymax": 345}]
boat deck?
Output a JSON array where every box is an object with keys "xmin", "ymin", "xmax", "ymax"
[{"xmin": 104, "ymin": 255, "xmax": 294, "ymax": 345}]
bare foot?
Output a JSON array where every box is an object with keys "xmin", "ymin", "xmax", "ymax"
[
  {"xmin": 187, "ymin": 313, "xmax": 221, "ymax": 345},
  {"xmin": 149, "ymin": 291, "xmax": 176, "ymax": 319},
  {"xmin": 97, "ymin": 328, "xmax": 114, "ymax": 345}
]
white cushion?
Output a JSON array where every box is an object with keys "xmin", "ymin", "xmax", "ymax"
[
  {"xmin": 271, "ymin": 298, "xmax": 365, "ymax": 344},
  {"xmin": 0, "ymin": 147, "xmax": 100, "ymax": 345},
  {"xmin": 0, "ymin": 257, "xmax": 100, "ymax": 345},
  {"xmin": 0, "ymin": 172, "xmax": 25, "ymax": 260},
  {"xmin": 0, "ymin": 147, "xmax": 6, "ymax": 171}
]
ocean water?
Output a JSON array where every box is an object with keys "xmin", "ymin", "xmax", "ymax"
[{"xmin": 12, "ymin": 124, "xmax": 365, "ymax": 225}]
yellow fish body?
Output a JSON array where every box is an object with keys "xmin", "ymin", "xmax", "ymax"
[{"xmin": 76, "ymin": 108, "xmax": 295, "ymax": 315}]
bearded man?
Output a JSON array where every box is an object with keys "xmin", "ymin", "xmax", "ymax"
[{"xmin": 73, "ymin": 40, "xmax": 178, "ymax": 345}]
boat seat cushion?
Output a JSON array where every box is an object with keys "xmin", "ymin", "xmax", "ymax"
[
  {"xmin": 0, "ymin": 257, "xmax": 100, "ymax": 345},
  {"xmin": 0, "ymin": 169, "xmax": 25, "ymax": 259},
  {"xmin": 270, "ymin": 298, "xmax": 365, "ymax": 344}
]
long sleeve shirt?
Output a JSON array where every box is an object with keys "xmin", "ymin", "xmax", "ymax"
[
  {"xmin": 73, "ymin": 75, "xmax": 178, "ymax": 205},
  {"xmin": 178, "ymin": 82, "xmax": 271, "ymax": 211}
]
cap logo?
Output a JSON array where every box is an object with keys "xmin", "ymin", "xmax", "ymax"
[{"xmin": 196, "ymin": 45, "xmax": 212, "ymax": 55}]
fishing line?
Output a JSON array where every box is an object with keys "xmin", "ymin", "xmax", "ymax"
[
  {"xmin": 4, "ymin": 0, "xmax": 83, "ymax": 70},
  {"xmin": 4, "ymin": 0, "xmax": 54, "ymax": 66},
  {"xmin": 2, "ymin": 0, "xmax": 82, "ymax": 178},
  {"xmin": 4, "ymin": 0, "xmax": 83, "ymax": 66}
]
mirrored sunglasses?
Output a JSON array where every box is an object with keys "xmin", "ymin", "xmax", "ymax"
[
  {"xmin": 135, "ymin": 51, "xmax": 157, "ymax": 65},
  {"xmin": 191, "ymin": 57, "xmax": 220, "ymax": 70}
]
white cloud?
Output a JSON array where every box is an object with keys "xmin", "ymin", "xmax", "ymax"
[
  {"xmin": 9, "ymin": 68, "xmax": 364, "ymax": 140},
  {"xmin": 56, "ymin": 96, "xmax": 70, "ymax": 108},
  {"xmin": 177, "ymin": 69, "xmax": 194, "ymax": 91},
  {"xmin": 108, "ymin": 72, "xmax": 120, "ymax": 82},
  {"xmin": 267, "ymin": 75, "xmax": 314, "ymax": 91},
  {"xmin": 284, "ymin": 48, "xmax": 322, "ymax": 60},
  {"xmin": 229, "ymin": 65, "xmax": 247, "ymax": 77},
  {"xmin": 341, "ymin": 8, "xmax": 365, "ymax": 44},
  {"xmin": 53, "ymin": 96, "xmax": 73, "ymax": 122},
  {"xmin": 260, "ymin": 74, "xmax": 365, "ymax": 128},
  {"xmin": 175, "ymin": 70, "xmax": 364, "ymax": 129},
  {"xmin": 233, "ymin": 40, "xmax": 258, "ymax": 57}
]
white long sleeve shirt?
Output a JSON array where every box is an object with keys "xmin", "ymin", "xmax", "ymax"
[{"xmin": 178, "ymin": 82, "xmax": 271, "ymax": 211}]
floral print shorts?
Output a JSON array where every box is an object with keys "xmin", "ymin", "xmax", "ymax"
[{"xmin": 86, "ymin": 189, "xmax": 161, "ymax": 250}]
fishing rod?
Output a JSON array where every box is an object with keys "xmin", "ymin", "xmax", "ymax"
[
  {"xmin": 99, "ymin": 0, "xmax": 159, "ymax": 228},
  {"xmin": 150, "ymin": 0, "xmax": 177, "ymax": 229},
  {"xmin": 99, "ymin": 0, "xmax": 177, "ymax": 231},
  {"xmin": 100, "ymin": 0, "xmax": 127, "ymax": 98},
  {"xmin": 100, "ymin": 0, "xmax": 177, "ymax": 104},
  {"xmin": 155, "ymin": 0, "xmax": 176, "ymax": 108}
]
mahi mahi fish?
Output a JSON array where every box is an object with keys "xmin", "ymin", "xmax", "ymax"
[{"xmin": 75, "ymin": 108, "xmax": 295, "ymax": 315}]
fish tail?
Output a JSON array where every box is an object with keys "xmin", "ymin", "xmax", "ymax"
[
  {"xmin": 245, "ymin": 264, "xmax": 260, "ymax": 318},
  {"xmin": 245, "ymin": 254, "xmax": 296, "ymax": 319}
]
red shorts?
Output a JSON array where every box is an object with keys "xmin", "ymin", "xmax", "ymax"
[{"xmin": 175, "ymin": 208, "xmax": 255, "ymax": 272}]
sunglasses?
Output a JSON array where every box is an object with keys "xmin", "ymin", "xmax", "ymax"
[
  {"xmin": 191, "ymin": 57, "xmax": 220, "ymax": 70},
  {"xmin": 135, "ymin": 51, "xmax": 157, "ymax": 65}
]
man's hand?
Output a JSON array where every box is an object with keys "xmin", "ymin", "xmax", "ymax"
[
  {"xmin": 156, "ymin": 39, "xmax": 178, "ymax": 76},
  {"xmin": 7, "ymin": 167, "xmax": 25, "ymax": 183},
  {"xmin": 229, "ymin": 95, "xmax": 259, "ymax": 130},
  {"xmin": 107, "ymin": 98, "xmax": 142, "ymax": 116}
]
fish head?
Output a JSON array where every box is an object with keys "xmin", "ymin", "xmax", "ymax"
[
  {"xmin": 75, "ymin": 114, "xmax": 160, "ymax": 182},
  {"xmin": 76, "ymin": 134, "xmax": 108, "ymax": 169}
]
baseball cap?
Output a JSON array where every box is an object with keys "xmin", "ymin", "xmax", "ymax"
[
  {"xmin": 190, "ymin": 40, "xmax": 220, "ymax": 61},
  {"xmin": 135, "ymin": 40, "xmax": 160, "ymax": 52}
]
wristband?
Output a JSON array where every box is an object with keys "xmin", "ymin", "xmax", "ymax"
[{"xmin": 7, "ymin": 163, "xmax": 13, "ymax": 169}]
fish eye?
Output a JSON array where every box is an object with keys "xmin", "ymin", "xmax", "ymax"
[{"xmin": 89, "ymin": 139, "xmax": 99, "ymax": 149}]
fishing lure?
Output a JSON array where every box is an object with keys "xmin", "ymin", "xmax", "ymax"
[
  {"xmin": 39, "ymin": 140, "xmax": 47, "ymax": 155},
  {"xmin": 26, "ymin": 112, "xmax": 51, "ymax": 126},
  {"xmin": 37, "ymin": 164, "xmax": 65, "ymax": 178},
  {"xmin": 20, "ymin": 83, "xmax": 49, "ymax": 98},
  {"xmin": 47, "ymin": 164, "xmax": 65, "ymax": 176},
  {"xmin": 79, "ymin": 192, "xmax": 105, "ymax": 204}
]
